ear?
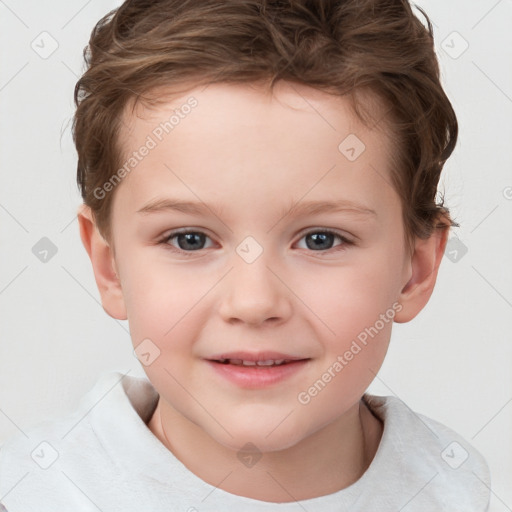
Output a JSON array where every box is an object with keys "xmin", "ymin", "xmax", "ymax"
[
  {"xmin": 77, "ymin": 204, "xmax": 127, "ymax": 320},
  {"xmin": 394, "ymin": 225, "xmax": 449, "ymax": 323}
]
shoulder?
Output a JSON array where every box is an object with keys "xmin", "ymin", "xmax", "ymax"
[
  {"xmin": 0, "ymin": 372, "xmax": 159, "ymax": 511},
  {"xmin": 363, "ymin": 394, "xmax": 491, "ymax": 511}
]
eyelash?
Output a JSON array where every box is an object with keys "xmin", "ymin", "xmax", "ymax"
[{"xmin": 158, "ymin": 228, "xmax": 354, "ymax": 257}]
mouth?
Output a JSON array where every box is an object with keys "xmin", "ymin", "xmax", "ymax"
[
  {"xmin": 207, "ymin": 351, "xmax": 310, "ymax": 367},
  {"xmin": 205, "ymin": 352, "xmax": 311, "ymax": 388},
  {"xmin": 214, "ymin": 358, "xmax": 304, "ymax": 367}
]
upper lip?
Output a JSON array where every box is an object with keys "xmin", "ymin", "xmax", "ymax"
[{"xmin": 207, "ymin": 351, "xmax": 309, "ymax": 362}]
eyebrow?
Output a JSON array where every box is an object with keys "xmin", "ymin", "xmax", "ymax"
[
  {"xmin": 283, "ymin": 199, "xmax": 377, "ymax": 218},
  {"xmin": 136, "ymin": 197, "xmax": 377, "ymax": 219},
  {"xmin": 137, "ymin": 198, "xmax": 225, "ymax": 217}
]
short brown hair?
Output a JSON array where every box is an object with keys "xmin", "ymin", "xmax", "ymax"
[{"xmin": 73, "ymin": 0, "xmax": 458, "ymax": 247}]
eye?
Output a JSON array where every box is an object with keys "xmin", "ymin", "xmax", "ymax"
[
  {"xmin": 295, "ymin": 229, "xmax": 352, "ymax": 252},
  {"xmin": 161, "ymin": 230, "xmax": 214, "ymax": 252},
  {"xmin": 158, "ymin": 228, "xmax": 352, "ymax": 255}
]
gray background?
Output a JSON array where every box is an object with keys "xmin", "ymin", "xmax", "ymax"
[{"xmin": 0, "ymin": 0, "xmax": 511, "ymax": 509}]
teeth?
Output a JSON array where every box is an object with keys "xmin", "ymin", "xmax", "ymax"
[
  {"xmin": 219, "ymin": 359, "xmax": 286, "ymax": 366},
  {"xmin": 256, "ymin": 360, "xmax": 277, "ymax": 366},
  {"xmin": 217, "ymin": 358, "xmax": 290, "ymax": 366},
  {"xmin": 257, "ymin": 359, "xmax": 274, "ymax": 366}
]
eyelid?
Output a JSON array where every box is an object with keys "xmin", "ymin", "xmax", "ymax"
[
  {"xmin": 160, "ymin": 227, "xmax": 353, "ymax": 242},
  {"xmin": 159, "ymin": 228, "xmax": 217, "ymax": 255},
  {"xmin": 160, "ymin": 227, "xmax": 214, "ymax": 240},
  {"xmin": 295, "ymin": 227, "xmax": 354, "ymax": 244},
  {"xmin": 158, "ymin": 227, "xmax": 354, "ymax": 257}
]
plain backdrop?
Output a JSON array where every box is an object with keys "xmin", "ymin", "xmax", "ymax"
[{"xmin": 0, "ymin": 0, "xmax": 511, "ymax": 509}]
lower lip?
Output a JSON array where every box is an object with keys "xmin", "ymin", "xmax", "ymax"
[{"xmin": 206, "ymin": 359, "xmax": 310, "ymax": 388}]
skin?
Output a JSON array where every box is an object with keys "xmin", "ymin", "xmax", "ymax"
[{"xmin": 78, "ymin": 80, "xmax": 448, "ymax": 502}]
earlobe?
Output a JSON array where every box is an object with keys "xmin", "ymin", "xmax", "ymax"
[
  {"xmin": 394, "ymin": 226, "xmax": 449, "ymax": 323},
  {"xmin": 77, "ymin": 204, "xmax": 127, "ymax": 320}
]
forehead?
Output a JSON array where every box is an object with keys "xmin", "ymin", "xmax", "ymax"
[
  {"xmin": 114, "ymin": 81, "xmax": 398, "ymax": 221},
  {"xmin": 123, "ymin": 80, "xmax": 389, "ymax": 142}
]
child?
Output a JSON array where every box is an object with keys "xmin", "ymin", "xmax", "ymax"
[{"xmin": 0, "ymin": 0, "xmax": 491, "ymax": 510}]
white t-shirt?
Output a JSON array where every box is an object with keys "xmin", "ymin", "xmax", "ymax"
[{"xmin": 0, "ymin": 372, "xmax": 490, "ymax": 511}]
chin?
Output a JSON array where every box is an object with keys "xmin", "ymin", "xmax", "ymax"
[
  {"xmin": 207, "ymin": 418, "xmax": 308, "ymax": 454},
  {"xmin": 223, "ymin": 435, "xmax": 302, "ymax": 455}
]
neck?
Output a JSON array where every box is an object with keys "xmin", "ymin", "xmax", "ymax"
[{"xmin": 147, "ymin": 397, "xmax": 382, "ymax": 502}]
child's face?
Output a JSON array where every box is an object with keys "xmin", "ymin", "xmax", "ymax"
[{"xmin": 105, "ymin": 81, "xmax": 414, "ymax": 451}]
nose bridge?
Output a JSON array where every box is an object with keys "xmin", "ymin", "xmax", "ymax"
[{"xmin": 218, "ymin": 244, "xmax": 292, "ymax": 325}]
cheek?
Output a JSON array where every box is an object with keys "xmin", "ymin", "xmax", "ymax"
[
  {"xmin": 294, "ymin": 267, "xmax": 395, "ymax": 421},
  {"xmin": 296, "ymin": 256, "xmax": 401, "ymax": 340},
  {"xmin": 291, "ymin": 254, "xmax": 400, "ymax": 394},
  {"xmin": 119, "ymin": 252, "xmax": 210, "ymax": 347}
]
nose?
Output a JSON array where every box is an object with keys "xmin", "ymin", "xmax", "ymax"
[{"xmin": 218, "ymin": 253, "xmax": 293, "ymax": 327}]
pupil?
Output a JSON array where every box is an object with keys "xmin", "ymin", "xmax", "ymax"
[
  {"xmin": 175, "ymin": 232, "xmax": 335, "ymax": 251},
  {"xmin": 306, "ymin": 232, "xmax": 333, "ymax": 250},
  {"xmin": 178, "ymin": 233, "xmax": 204, "ymax": 250}
]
